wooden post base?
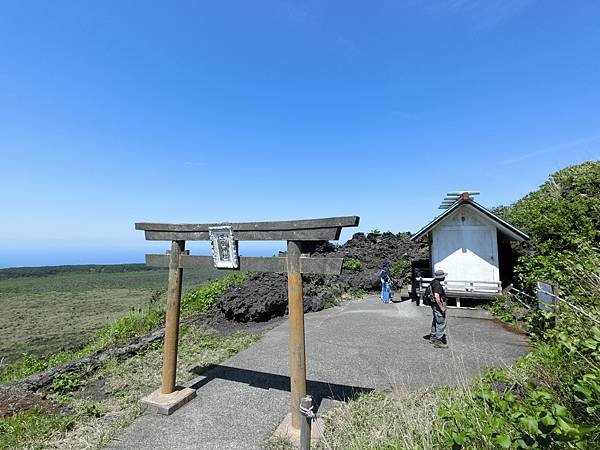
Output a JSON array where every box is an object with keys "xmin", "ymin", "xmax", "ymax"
[
  {"xmin": 274, "ymin": 412, "xmax": 324, "ymax": 448},
  {"xmin": 139, "ymin": 387, "xmax": 196, "ymax": 415}
]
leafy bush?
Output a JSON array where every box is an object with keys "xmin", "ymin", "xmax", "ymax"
[
  {"xmin": 501, "ymin": 162, "xmax": 599, "ymax": 254},
  {"xmin": 83, "ymin": 402, "xmax": 102, "ymax": 418},
  {"xmin": 86, "ymin": 273, "xmax": 250, "ymax": 351},
  {"xmin": 349, "ymin": 288, "xmax": 366, "ymax": 298},
  {"xmin": 439, "ymin": 258, "xmax": 600, "ymax": 448},
  {"xmin": 342, "ymin": 258, "xmax": 361, "ymax": 271},
  {"xmin": 495, "ymin": 161, "xmax": 600, "ymax": 293},
  {"xmin": 482, "ymin": 296, "xmax": 518, "ymax": 324},
  {"xmin": 391, "ymin": 259, "xmax": 410, "ymax": 276},
  {"xmin": 181, "ymin": 272, "xmax": 249, "ymax": 316},
  {"xmin": 324, "ymin": 296, "xmax": 342, "ymax": 309},
  {"xmin": 91, "ymin": 307, "xmax": 165, "ymax": 351},
  {"xmin": 441, "ymin": 373, "xmax": 587, "ymax": 449},
  {"xmin": 51, "ymin": 374, "xmax": 82, "ymax": 394}
]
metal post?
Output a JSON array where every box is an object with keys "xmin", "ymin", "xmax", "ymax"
[
  {"xmin": 287, "ymin": 240, "xmax": 307, "ymax": 429},
  {"xmin": 300, "ymin": 395, "xmax": 313, "ymax": 450},
  {"xmin": 161, "ymin": 240, "xmax": 185, "ymax": 394},
  {"xmin": 552, "ymin": 284, "xmax": 560, "ymax": 326}
]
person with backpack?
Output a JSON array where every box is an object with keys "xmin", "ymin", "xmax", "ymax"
[
  {"xmin": 377, "ymin": 262, "xmax": 393, "ymax": 304},
  {"xmin": 425, "ymin": 269, "xmax": 448, "ymax": 348}
]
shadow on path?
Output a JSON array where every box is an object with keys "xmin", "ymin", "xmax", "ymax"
[{"xmin": 189, "ymin": 364, "xmax": 373, "ymax": 412}]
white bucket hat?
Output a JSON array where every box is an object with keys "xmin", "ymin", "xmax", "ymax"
[{"xmin": 434, "ymin": 269, "xmax": 448, "ymax": 279}]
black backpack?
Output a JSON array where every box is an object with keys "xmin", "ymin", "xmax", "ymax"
[{"xmin": 423, "ymin": 284, "xmax": 433, "ymax": 306}]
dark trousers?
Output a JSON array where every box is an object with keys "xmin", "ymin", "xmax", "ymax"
[{"xmin": 431, "ymin": 306, "xmax": 446, "ymax": 340}]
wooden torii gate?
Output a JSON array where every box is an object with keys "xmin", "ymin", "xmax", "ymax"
[{"xmin": 135, "ymin": 216, "xmax": 359, "ymax": 428}]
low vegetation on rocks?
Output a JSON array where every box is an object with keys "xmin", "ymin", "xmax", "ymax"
[{"xmin": 342, "ymin": 258, "xmax": 362, "ymax": 271}]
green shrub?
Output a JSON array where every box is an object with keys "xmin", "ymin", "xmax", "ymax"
[
  {"xmin": 495, "ymin": 161, "xmax": 600, "ymax": 294},
  {"xmin": 86, "ymin": 272, "xmax": 249, "ymax": 350},
  {"xmin": 391, "ymin": 259, "xmax": 410, "ymax": 276},
  {"xmin": 83, "ymin": 402, "xmax": 102, "ymax": 418},
  {"xmin": 499, "ymin": 162, "xmax": 599, "ymax": 255},
  {"xmin": 181, "ymin": 272, "xmax": 250, "ymax": 316},
  {"xmin": 440, "ymin": 374, "xmax": 587, "ymax": 449},
  {"xmin": 441, "ymin": 276, "xmax": 600, "ymax": 448},
  {"xmin": 482, "ymin": 296, "xmax": 517, "ymax": 324},
  {"xmin": 324, "ymin": 296, "xmax": 342, "ymax": 309},
  {"xmin": 342, "ymin": 258, "xmax": 361, "ymax": 271},
  {"xmin": 349, "ymin": 288, "xmax": 366, "ymax": 298},
  {"xmin": 51, "ymin": 374, "xmax": 81, "ymax": 394},
  {"xmin": 85, "ymin": 307, "xmax": 165, "ymax": 353}
]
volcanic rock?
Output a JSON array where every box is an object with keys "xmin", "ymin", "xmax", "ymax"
[{"xmin": 215, "ymin": 231, "xmax": 428, "ymax": 322}]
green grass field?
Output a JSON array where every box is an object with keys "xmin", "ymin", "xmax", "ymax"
[{"xmin": 0, "ymin": 265, "xmax": 222, "ymax": 364}]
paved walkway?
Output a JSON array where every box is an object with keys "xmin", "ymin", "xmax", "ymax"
[{"xmin": 106, "ymin": 296, "xmax": 529, "ymax": 450}]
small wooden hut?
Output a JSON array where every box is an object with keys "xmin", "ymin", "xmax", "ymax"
[{"xmin": 411, "ymin": 191, "xmax": 529, "ymax": 307}]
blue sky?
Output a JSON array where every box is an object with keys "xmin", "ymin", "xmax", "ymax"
[{"xmin": 1, "ymin": 1, "xmax": 599, "ymax": 268}]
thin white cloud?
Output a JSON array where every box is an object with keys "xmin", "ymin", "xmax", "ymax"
[
  {"xmin": 501, "ymin": 135, "xmax": 600, "ymax": 166},
  {"xmin": 184, "ymin": 161, "xmax": 208, "ymax": 167},
  {"xmin": 427, "ymin": 0, "xmax": 536, "ymax": 30},
  {"xmin": 391, "ymin": 111, "xmax": 417, "ymax": 119}
]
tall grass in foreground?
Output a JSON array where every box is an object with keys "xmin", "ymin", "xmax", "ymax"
[{"xmin": 314, "ymin": 389, "xmax": 443, "ymax": 449}]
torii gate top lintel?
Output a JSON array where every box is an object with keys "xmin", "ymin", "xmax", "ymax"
[
  {"xmin": 137, "ymin": 216, "xmax": 360, "ymax": 275},
  {"xmin": 135, "ymin": 215, "xmax": 360, "ymax": 241}
]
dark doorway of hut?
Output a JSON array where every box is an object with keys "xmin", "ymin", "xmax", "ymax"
[{"xmin": 134, "ymin": 216, "xmax": 359, "ymax": 433}]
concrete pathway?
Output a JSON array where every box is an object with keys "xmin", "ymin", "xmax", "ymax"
[{"xmin": 106, "ymin": 296, "xmax": 529, "ymax": 450}]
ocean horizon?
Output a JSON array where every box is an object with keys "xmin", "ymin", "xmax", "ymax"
[{"xmin": 0, "ymin": 241, "xmax": 289, "ymax": 270}]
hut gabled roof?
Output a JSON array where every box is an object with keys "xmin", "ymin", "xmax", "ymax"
[{"xmin": 411, "ymin": 195, "xmax": 530, "ymax": 242}]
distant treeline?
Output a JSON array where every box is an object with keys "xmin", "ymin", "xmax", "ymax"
[{"xmin": 0, "ymin": 263, "xmax": 164, "ymax": 280}]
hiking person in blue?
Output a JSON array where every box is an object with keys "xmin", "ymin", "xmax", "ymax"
[{"xmin": 377, "ymin": 262, "xmax": 393, "ymax": 304}]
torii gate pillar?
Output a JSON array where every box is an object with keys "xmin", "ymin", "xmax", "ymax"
[
  {"xmin": 162, "ymin": 239, "xmax": 185, "ymax": 395},
  {"xmin": 287, "ymin": 240, "xmax": 306, "ymax": 428}
]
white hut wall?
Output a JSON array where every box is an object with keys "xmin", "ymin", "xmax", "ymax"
[{"xmin": 430, "ymin": 206, "xmax": 500, "ymax": 284}]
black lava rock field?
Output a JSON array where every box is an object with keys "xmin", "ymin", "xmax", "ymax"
[{"xmin": 215, "ymin": 232, "xmax": 428, "ymax": 322}]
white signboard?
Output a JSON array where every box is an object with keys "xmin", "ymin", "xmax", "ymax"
[{"xmin": 209, "ymin": 226, "xmax": 239, "ymax": 269}]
